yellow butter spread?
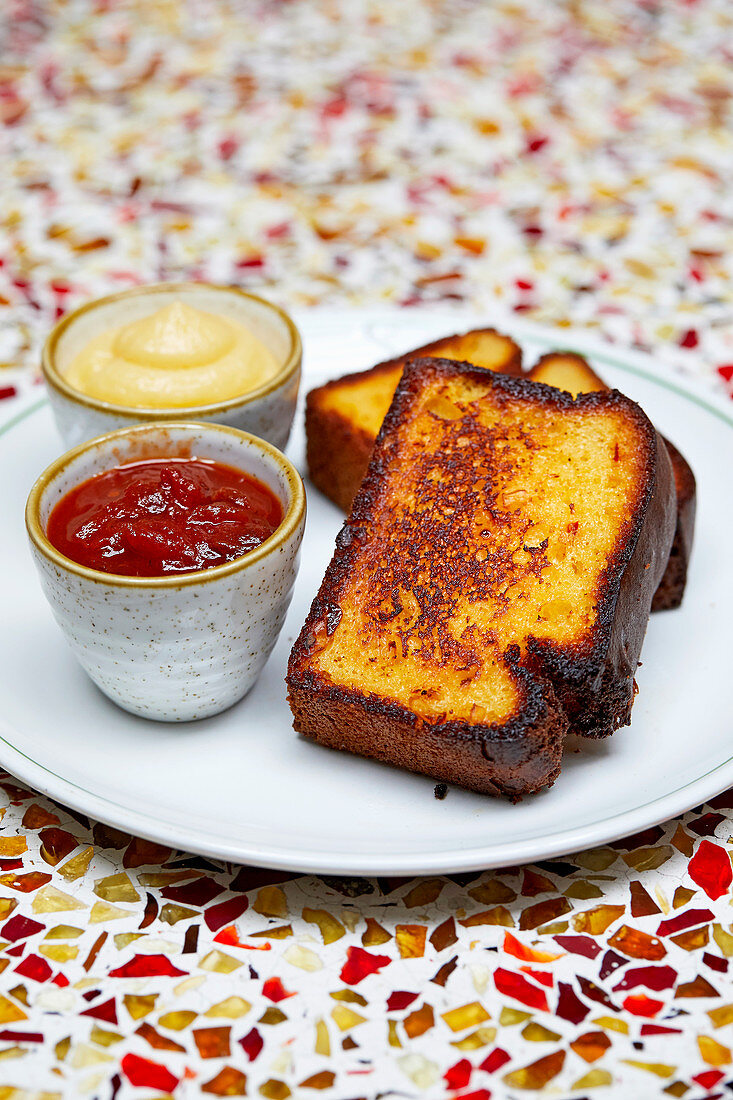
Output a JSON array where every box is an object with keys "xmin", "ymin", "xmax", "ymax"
[{"xmin": 65, "ymin": 301, "xmax": 280, "ymax": 408}]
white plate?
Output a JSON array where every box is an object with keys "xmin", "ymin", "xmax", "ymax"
[{"xmin": 1, "ymin": 309, "xmax": 731, "ymax": 875}]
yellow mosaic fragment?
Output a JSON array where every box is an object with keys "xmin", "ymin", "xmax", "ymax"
[
  {"xmin": 69, "ymin": 1043, "xmax": 113, "ymax": 1068},
  {"xmin": 39, "ymin": 944, "xmax": 78, "ymax": 962},
  {"xmin": 698, "ymin": 1035, "xmax": 731, "ymax": 1066},
  {"xmin": 113, "ymin": 933, "xmax": 143, "ymax": 950},
  {"xmin": 708, "ymin": 1004, "xmax": 733, "ymax": 1029},
  {"xmin": 250, "ymin": 925, "xmax": 292, "ymax": 939},
  {"xmin": 398, "ymin": 1053, "xmax": 440, "ymax": 1089},
  {"xmin": 0, "ymin": 898, "xmax": 17, "ymax": 921},
  {"xmin": 199, "ymin": 950, "xmax": 242, "ymax": 974},
  {"xmin": 0, "ymin": 837, "xmax": 26, "ymax": 857},
  {"xmin": 93, "ymin": 873, "xmax": 140, "ymax": 903},
  {"xmin": 55, "ymin": 1036, "xmax": 71, "ymax": 1061},
  {"xmin": 44, "ymin": 925, "xmax": 83, "ymax": 939},
  {"xmin": 402, "ymin": 879, "xmax": 444, "ymax": 908},
  {"xmin": 441, "ymin": 1002, "xmax": 490, "ymax": 1032},
  {"xmin": 713, "ymin": 924, "xmax": 733, "ymax": 957},
  {"xmin": 0, "ymin": 995, "xmax": 27, "ymax": 1023},
  {"xmin": 499, "ymin": 1006, "xmax": 531, "ymax": 1026},
  {"xmin": 258, "ymin": 1080, "xmax": 291, "ymax": 1100},
  {"xmin": 362, "ymin": 917, "xmax": 391, "ymax": 945},
  {"xmin": 395, "ymin": 923, "xmax": 426, "ymax": 958},
  {"xmin": 468, "ymin": 879, "xmax": 517, "ymax": 904},
  {"xmin": 160, "ymin": 903, "xmax": 198, "ymax": 925},
  {"xmin": 302, "ymin": 908, "xmax": 345, "ymax": 944},
  {"xmin": 565, "ymin": 881, "xmax": 603, "ymax": 900},
  {"xmin": 623, "ymin": 1060, "xmax": 675, "ymax": 1078},
  {"xmin": 504, "ymin": 1050, "xmax": 566, "ymax": 1089},
  {"xmin": 673, "ymin": 886, "xmax": 696, "ymax": 909},
  {"xmin": 123, "ymin": 994, "xmax": 158, "ymax": 1020},
  {"xmin": 314, "ymin": 1018, "xmax": 330, "ymax": 1056},
  {"xmin": 330, "ymin": 990, "xmax": 367, "ymax": 1006},
  {"xmin": 58, "ymin": 847, "xmax": 94, "ymax": 882},
  {"xmin": 522, "ymin": 1022, "xmax": 561, "ymax": 1042},
  {"xmin": 450, "ymin": 1026, "xmax": 497, "ymax": 1050},
  {"xmin": 331, "ymin": 1005, "xmax": 366, "ymax": 1031},
  {"xmin": 593, "ymin": 1016, "xmax": 629, "ymax": 1035},
  {"xmin": 575, "ymin": 848, "xmax": 618, "ymax": 871},
  {"xmin": 90, "ymin": 901, "xmax": 130, "ymax": 923},
  {"xmin": 253, "ymin": 886, "xmax": 288, "ymax": 918},
  {"xmin": 621, "ymin": 846, "xmax": 673, "ymax": 872},
  {"xmin": 572, "ymin": 905, "xmax": 624, "ymax": 935},
  {"xmin": 573, "ymin": 1068, "xmax": 613, "ymax": 1088},
  {"xmin": 283, "ymin": 944, "xmax": 322, "ymax": 971},
  {"xmin": 32, "ymin": 885, "xmax": 86, "ymax": 913},
  {"xmin": 388, "ymin": 1019, "xmax": 401, "ymax": 1048},
  {"xmin": 259, "ymin": 1007, "xmax": 287, "ymax": 1025},
  {"xmin": 204, "ymin": 997, "xmax": 251, "ymax": 1020},
  {"xmin": 158, "ymin": 1010, "xmax": 197, "ymax": 1032},
  {"xmin": 459, "ymin": 906, "xmax": 514, "ymax": 927},
  {"xmin": 89, "ymin": 1026, "xmax": 122, "ymax": 1047}
]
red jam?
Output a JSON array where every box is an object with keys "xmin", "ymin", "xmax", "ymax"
[{"xmin": 47, "ymin": 458, "xmax": 283, "ymax": 577}]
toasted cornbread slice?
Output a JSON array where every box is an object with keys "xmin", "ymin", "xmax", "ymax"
[
  {"xmin": 306, "ymin": 328, "xmax": 522, "ymax": 512},
  {"xmin": 289, "ymin": 359, "xmax": 676, "ymax": 799},
  {"xmin": 528, "ymin": 352, "xmax": 696, "ymax": 611}
]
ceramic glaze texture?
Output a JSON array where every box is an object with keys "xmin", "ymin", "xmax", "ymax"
[
  {"xmin": 42, "ymin": 284, "xmax": 302, "ymax": 451},
  {"xmin": 26, "ymin": 422, "xmax": 305, "ymax": 721}
]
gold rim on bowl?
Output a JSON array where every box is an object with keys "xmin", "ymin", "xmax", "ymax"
[
  {"xmin": 41, "ymin": 282, "xmax": 302, "ymax": 420},
  {"xmin": 26, "ymin": 420, "xmax": 306, "ymax": 589}
]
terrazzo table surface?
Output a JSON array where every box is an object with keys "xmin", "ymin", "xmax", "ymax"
[{"xmin": 1, "ymin": 2, "xmax": 733, "ymax": 1097}]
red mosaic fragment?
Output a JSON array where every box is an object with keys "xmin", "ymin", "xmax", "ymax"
[
  {"xmin": 688, "ymin": 813, "xmax": 725, "ymax": 837},
  {"xmin": 387, "ymin": 991, "xmax": 419, "ymax": 1011},
  {"xmin": 599, "ymin": 950, "xmax": 628, "ymax": 980},
  {"xmin": 480, "ymin": 1048, "xmax": 511, "ymax": 1073},
  {"xmin": 0, "ymin": 860, "xmax": 24, "ymax": 871},
  {"xmin": 657, "ymin": 909, "xmax": 714, "ymax": 936},
  {"xmin": 457, "ymin": 1091, "xmax": 491, "ymax": 1100},
  {"xmin": 339, "ymin": 946, "xmax": 390, "ymax": 985},
  {"xmin": 556, "ymin": 982, "xmax": 590, "ymax": 1023},
  {"xmin": 204, "ymin": 895, "xmax": 249, "ymax": 932},
  {"xmin": 688, "ymin": 841, "xmax": 732, "ymax": 901},
  {"xmin": 521, "ymin": 869, "xmax": 555, "ymax": 896},
  {"xmin": 679, "ymin": 328, "xmax": 699, "ymax": 348},
  {"xmin": 518, "ymin": 966, "xmax": 553, "ymax": 987},
  {"xmin": 121, "ymin": 1052, "xmax": 179, "ymax": 1091},
  {"xmin": 641, "ymin": 1024, "xmax": 681, "ymax": 1036},
  {"xmin": 39, "ymin": 828, "xmax": 77, "ymax": 866},
  {"xmin": 80, "ymin": 997, "xmax": 118, "ymax": 1024},
  {"xmin": 123, "ymin": 837, "xmax": 171, "ymax": 868},
  {"xmin": 52, "ymin": 972, "xmax": 69, "ymax": 987},
  {"xmin": 611, "ymin": 826, "xmax": 664, "ymax": 850},
  {"xmin": 613, "ymin": 966, "xmax": 677, "ymax": 992},
  {"xmin": 0, "ymin": 1029, "xmax": 43, "ymax": 1042},
  {"xmin": 139, "ymin": 892, "xmax": 158, "ymax": 930},
  {"xmin": 717, "ymin": 366, "xmax": 733, "ymax": 385},
  {"xmin": 577, "ymin": 977, "xmax": 618, "ymax": 1012},
  {"xmin": 239, "ymin": 1027, "xmax": 263, "ymax": 1061},
  {"xmin": 5, "ymin": 943, "xmax": 23, "ymax": 957},
  {"xmin": 504, "ymin": 932, "xmax": 561, "ymax": 963},
  {"xmin": 15, "ymin": 954, "xmax": 52, "ymax": 983},
  {"xmin": 1, "ymin": 915, "xmax": 44, "ymax": 941},
  {"xmin": 553, "ymin": 935, "xmax": 601, "ymax": 959},
  {"xmin": 444, "ymin": 1058, "xmax": 472, "ymax": 1089},
  {"xmin": 623, "ymin": 994, "xmax": 664, "ymax": 1017},
  {"xmin": 630, "ymin": 880, "xmax": 661, "ymax": 917},
  {"xmin": 494, "ymin": 968, "xmax": 548, "ymax": 1011},
  {"xmin": 262, "ymin": 977, "xmax": 296, "ymax": 1003},
  {"xmin": 135, "ymin": 1023, "xmax": 186, "ymax": 1053},
  {"xmin": 693, "ymin": 1069, "xmax": 725, "ymax": 1089},
  {"xmin": 109, "ymin": 954, "xmax": 187, "ymax": 978},
  {"xmin": 431, "ymin": 956, "xmax": 458, "ymax": 987},
  {"xmin": 703, "ymin": 953, "xmax": 728, "ymax": 973},
  {"xmin": 161, "ymin": 877, "xmax": 224, "ymax": 907},
  {"xmin": 0, "ymin": 386, "xmax": 16, "ymax": 401},
  {"xmin": 214, "ymin": 924, "xmax": 243, "ymax": 947}
]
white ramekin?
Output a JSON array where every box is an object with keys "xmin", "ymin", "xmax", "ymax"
[
  {"xmin": 26, "ymin": 421, "xmax": 306, "ymax": 722},
  {"xmin": 41, "ymin": 283, "xmax": 302, "ymax": 450}
]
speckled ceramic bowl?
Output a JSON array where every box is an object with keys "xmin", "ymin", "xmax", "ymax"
[
  {"xmin": 26, "ymin": 422, "xmax": 306, "ymax": 721},
  {"xmin": 42, "ymin": 283, "xmax": 302, "ymax": 450}
]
